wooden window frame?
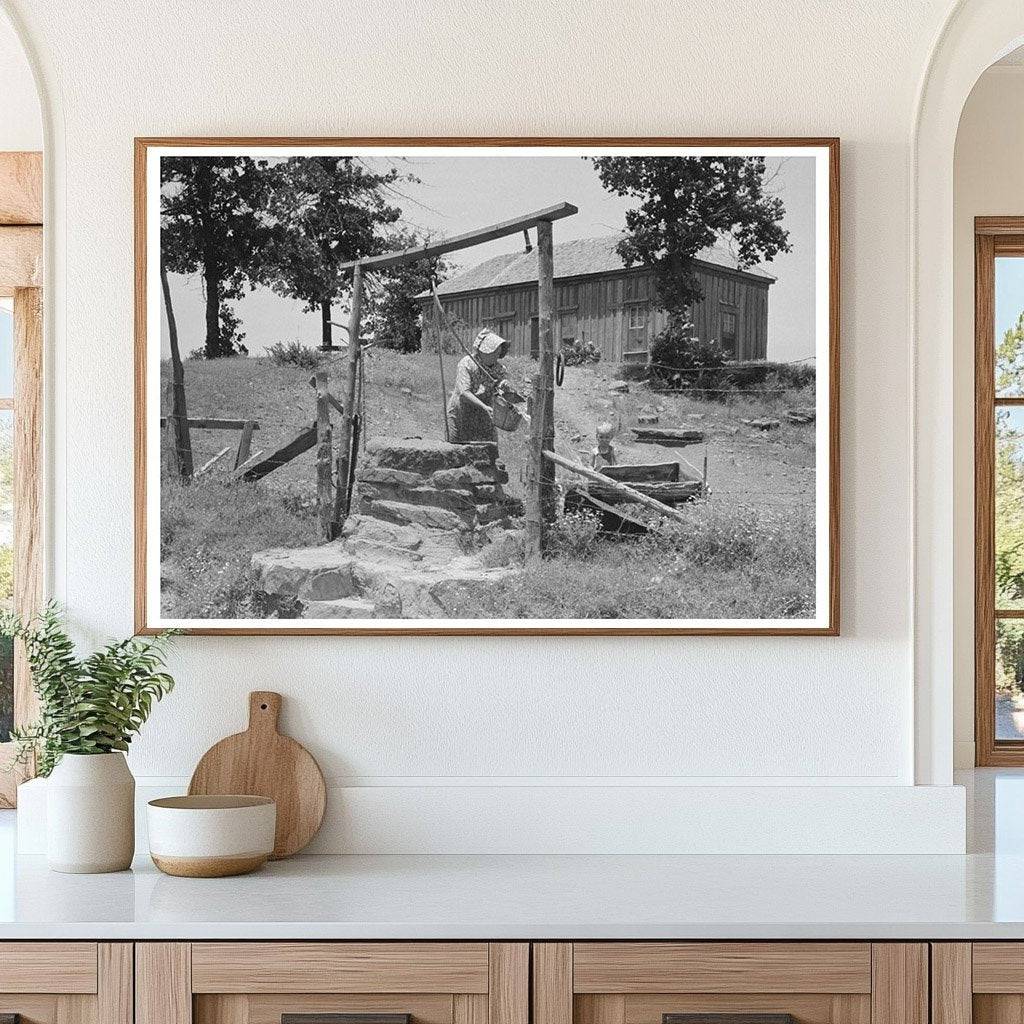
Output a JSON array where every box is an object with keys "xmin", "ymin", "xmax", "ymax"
[{"xmin": 0, "ymin": 151, "xmax": 43, "ymax": 806}]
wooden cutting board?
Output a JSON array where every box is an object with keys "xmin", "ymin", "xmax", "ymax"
[{"xmin": 188, "ymin": 691, "xmax": 326, "ymax": 859}]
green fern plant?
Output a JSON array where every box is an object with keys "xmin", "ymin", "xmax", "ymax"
[{"xmin": 0, "ymin": 603, "xmax": 178, "ymax": 777}]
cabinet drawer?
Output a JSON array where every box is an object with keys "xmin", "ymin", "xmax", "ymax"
[
  {"xmin": 139, "ymin": 942, "xmax": 528, "ymax": 1024},
  {"xmin": 572, "ymin": 943, "xmax": 872, "ymax": 994},
  {"xmin": 534, "ymin": 944, "xmax": 926, "ymax": 1024},
  {"xmin": 191, "ymin": 943, "xmax": 490, "ymax": 993},
  {"xmin": 0, "ymin": 942, "xmax": 130, "ymax": 1024},
  {"xmin": 0, "ymin": 942, "xmax": 98, "ymax": 993}
]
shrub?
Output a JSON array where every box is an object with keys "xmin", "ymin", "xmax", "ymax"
[
  {"xmin": 267, "ymin": 340, "xmax": 322, "ymax": 369},
  {"xmin": 649, "ymin": 321, "xmax": 725, "ymax": 387},
  {"xmin": 548, "ymin": 509, "xmax": 601, "ymax": 559},
  {"xmin": 561, "ymin": 337, "xmax": 601, "ymax": 366}
]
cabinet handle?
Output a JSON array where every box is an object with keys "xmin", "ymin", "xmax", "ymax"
[
  {"xmin": 283, "ymin": 1016, "xmax": 411, "ymax": 1024},
  {"xmin": 664, "ymin": 1016, "xmax": 796, "ymax": 1024}
]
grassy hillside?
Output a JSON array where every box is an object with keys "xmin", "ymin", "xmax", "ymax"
[{"xmin": 160, "ymin": 348, "xmax": 817, "ymax": 620}]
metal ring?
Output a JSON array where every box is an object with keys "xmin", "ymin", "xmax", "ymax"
[{"xmin": 555, "ymin": 352, "xmax": 565, "ymax": 387}]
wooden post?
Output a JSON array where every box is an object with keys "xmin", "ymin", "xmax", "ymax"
[
  {"xmin": 333, "ymin": 263, "xmax": 363, "ymax": 532},
  {"xmin": 160, "ymin": 261, "xmax": 193, "ymax": 480},
  {"xmin": 314, "ymin": 370, "xmax": 333, "ymax": 541},
  {"xmin": 526, "ymin": 219, "xmax": 556, "ymax": 560},
  {"xmin": 234, "ymin": 419, "xmax": 256, "ymax": 470}
]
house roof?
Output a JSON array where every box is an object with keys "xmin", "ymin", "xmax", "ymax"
[{"xmin": 417, "ymin": 233, "xmax": 776, "ymax": 300}]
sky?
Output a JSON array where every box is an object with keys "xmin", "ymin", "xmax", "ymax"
[
  {"xmin": 997, "ymin": 256, "xmax": 1024, "ymax": 341},
  {"xmin": 162, "ymin": 154, "xmax": 818, "ymax": 362}
]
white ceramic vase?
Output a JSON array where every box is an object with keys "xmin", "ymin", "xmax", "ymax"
[{"xmin": 46, "ymin": 752, "xmax": 135, "ymax": 873}]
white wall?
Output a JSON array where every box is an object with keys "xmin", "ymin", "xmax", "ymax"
[
  {"xmin": 952, "ymin": 65, "xmax": 1024, "ymax": 767},
  {"xmin": 0, "ymin": 0, "xmax": 974, "ymax": 851},
  {"xmin": 0, "ymin": 8, "xmax": 39, "ymax": 151}
]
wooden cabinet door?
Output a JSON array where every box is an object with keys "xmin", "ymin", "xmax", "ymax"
[
  {"xmin": 534, "ymin": 944, "xmax": 928, "ymax": 1024},
  {"xmin": 137, "ymin": 943, "xmax": 528, "ymax": 1024},
  {"xmin": 0, "ymin": 942, "xmax": 132, "ymax": 1024},
  {"xmin": 933, "ymin": 943, "xmax": 1024, "ymax": 1024}
]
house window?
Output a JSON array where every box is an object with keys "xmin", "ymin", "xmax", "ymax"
[
  {"xmin": 721, "ymin": 309, "xmax": 738, "ymax": 360},
  {"xmin": 975, "ymin": 220, "xmax": 1024, "ymax": 765}
]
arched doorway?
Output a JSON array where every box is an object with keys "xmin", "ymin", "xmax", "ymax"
[{"xmin": 913, "ymin": 0, "xmax": 1024, "ymax": 784}]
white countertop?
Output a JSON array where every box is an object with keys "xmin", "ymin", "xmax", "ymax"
[
  {"xmin": 1, "ymin": 849, "xmax": 1023, "ymax": 940},
  {"xmin": 1, "ymin": 769, "xmax": 1022, "ymax": 941}
]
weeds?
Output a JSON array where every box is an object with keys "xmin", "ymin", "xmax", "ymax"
[{"xmin": 267, "ymin": 340, "xmax": 322, "ymax": 369}]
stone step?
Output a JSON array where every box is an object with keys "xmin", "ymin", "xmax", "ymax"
[{"xmin": 301, "ymin": 596, "xmax": 378, "ymax": 619}]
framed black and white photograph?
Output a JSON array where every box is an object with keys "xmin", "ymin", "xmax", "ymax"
[{"xmin": 134, "ymin": 137, "xmax": 839, "ymax": 635}]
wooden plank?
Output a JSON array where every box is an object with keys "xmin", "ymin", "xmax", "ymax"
[
  {"xmin": 573, "ymin": 943, "xmax": 871, "ymax": 994},
  {"xmin": 971, "ymin": 943, "xmax": 1024, "ymax": 991},
  {"xmin": 159, "ymin": 418, "xmax": 261, "ymax": 431},
  {"xmin": 576, "ymin": 996, "xmax": 625, "ymax": 1024},
  {"xmin": 192, "ymin": 943, "xmax": 489, "ymax": 994},
  {"xmin": 931, "ymin": 945, "xmax": 971, "ymax": 1024},
  {"xmin": 534, "ymin": 944, "xmax": 572, "ymax": 1024},
  {"xmin": 489, "ymin": 944, "xmax": 529, "ymax": 1024},
  {"xmin": 870, "ymin": 945, "xmax": 928, "ymax": 1024},
  {"xmin": 0, "ymin": 152, "xmax": 42, "ymax": 225},
  {"xmin": 238, "ymin": 425, "xmax": 316, "ymax": 482},
  {"xmin": 453, "ymin": 995, "xmax": 487, "ymax": 1024},
  {"xmin": 136, "ymin": 943, "xmax": 191, "ymax": 1024},
  {"xmin": 194, "ymin": 995, "xmax": 248, "ymax": 1024},
  {"xmin": 0, "ymin": 225, "xmax": 42, "ymax": 293},
  {"xmin": 339, "ymin": 202, "xmax": 578, "ymax": 270},
  {"xmin": 334, "ymin": 262, "xmax": 363, "ymax": 529},
  {"xmin": 601, "ymin": 462, "xmax": 680, "ymax": 482},
  {"xmin": 587, "ymin": 480, "xmax": 702, "ymax": 506},
  {"xmin": 0, "ymin": 942, "xmax": 98, "ymax": 993},
  {"xmin": 831, "ymin": 996, "xmax": 872, "ymax": 1024},
  {"xmin": 98, "ymin": 944, "xmax": 133, "ymax": 1024},
  {"xmin": 195, "ymin": 446, "xmax": 232, "ymax": 478},
  {"xmin": 234, "ymin": 420, "xmax": 256, "ymax": 470}
]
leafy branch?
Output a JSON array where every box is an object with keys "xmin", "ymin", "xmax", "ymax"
[{"xmin": 0, "ymin": 603, "xmax": 178, "ymax": 777}]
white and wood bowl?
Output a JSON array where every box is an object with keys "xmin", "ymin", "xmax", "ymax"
[{"xmin": 147, "ymin": 795, "xmax": 276, "ymax": 878}]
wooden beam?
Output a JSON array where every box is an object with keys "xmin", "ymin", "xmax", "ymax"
[
  {"xmin": 0, "ymin": 153, "xmax": 42, "ymax": 225},
  {"xmin": 338, "ymin": 202, "xmax": 578, "ymax": 271},
  {"xmin": 526, "ymin": 218, "xmax": 556, "ymax": 560},
  {"xmin": 334, "ymin": 263, "xmax": 364, "ymax": 530},
  {"xmin": 315, "ymin": 370, "xmax": 333, "ymax": 541},
  {"xmin": 0, "ymin": 225, "xmax": 42, "ymax": 294},
  {"xmin": 159, "ymin": 417, "xmax": 260, "ymax": 431}
]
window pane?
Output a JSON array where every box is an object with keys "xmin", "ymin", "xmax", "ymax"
[
  {"xmin": 997, "ymin": 407, "xmax": 1024, "ymax": 609},
  {"xmin": 996, "ymin": 256, "xmax": 1024, "ymax": 396},
  {"xmin": 998, "ymin": 619, "xmax": 1024, "ymax": 740},
  {"xmin": 0, "ymin": 410, "xmax": 11, "ymax": 742}
]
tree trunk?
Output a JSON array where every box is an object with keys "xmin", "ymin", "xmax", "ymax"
[
  {"xmin": 203, "ymin": 262, "xmax": 221, "ymax": 358},
  {"xmin": 320, "ymin": 298, "xmax": 333, "ymax": 351},
  {"xmin": 195, "ymin": 160, "xmax": 223, "ymax": 358}
]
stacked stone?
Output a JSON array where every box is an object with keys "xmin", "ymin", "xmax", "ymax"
[{"xmin": 354, "ymin": 438, "xmax": 524, "ymax": 533}]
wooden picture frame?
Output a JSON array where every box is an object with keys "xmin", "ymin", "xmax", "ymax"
[{"xmin": 135, "ymin": 137, "xmax": 840, "ymax": 636}]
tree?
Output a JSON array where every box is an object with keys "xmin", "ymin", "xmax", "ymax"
[
  {"xmin": 364, "ymin": 228, "xmax": 451, "ymax": 352},
  {"xmin": 590, "ymin": 156, "xmax": 791, "ymax": 325},
  {"xmin": 160, "ymin": 157, "xmax": 270, "ymax": 358},
  {"xmin": 996, "ymin": 314, "xmax": 1024, "ymax": 610},
  {"xmin": 262, "ymin": 157, "xmax": 405, "ymax": 351}
]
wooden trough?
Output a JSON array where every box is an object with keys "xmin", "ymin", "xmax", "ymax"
[{"xmin": 559, "ymin": 457, "xmax": 704, "ymax": 536}]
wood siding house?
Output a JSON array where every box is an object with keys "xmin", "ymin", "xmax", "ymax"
[{"xmin": 417, "ymin": 234, "xmax": 775, "ymax": 363}]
